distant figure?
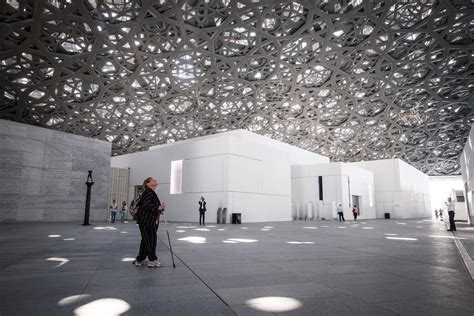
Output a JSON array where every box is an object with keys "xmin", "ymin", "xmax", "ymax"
[
  {"xmin": 439, "ymin": 207, "xmax": 444, "ymax": 221},
  {"xmin": 199, "ymin": 196, "xmax": 207, "ymax": 225},
  {"xmin": 110, "ymin": 199, "xmax": 118, "ymax": 223},
  {"xmin": 120, "ymin": 201, "xmax": 127, "ymax": 223},
  {"xmin": 337, "ymin": 204, "xmax": 345, "ymax": 222},
  {"xmin": 352, "ymin": 205, "xmax": 359, "ymax": 221},
  {"xmin": 434, "ymin": 209, "xmax": 439, "ymax": 220},
  {"xmin": 447, "ymin": 197, "xmax": 456, "ymax": 231}
]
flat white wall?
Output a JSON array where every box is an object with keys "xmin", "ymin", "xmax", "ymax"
[
  {"xmin": 352, "ymin": 159, "xmax": 431, "ymax": 219},
  {"xmin": 291, "ymin": 162, "xmax": 376, "ymax": 220},
  {"xmin": 112, "ymin": 130, "xmax": 328, "ymax": 223},
  {"xmin": 460, "ymin": 124, "xmax": 474, "ymax": 223},
  {"xmin": 429, "ymin": 176, "xmax": 467, "ymax": 220}
]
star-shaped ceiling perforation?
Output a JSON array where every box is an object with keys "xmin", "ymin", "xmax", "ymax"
[{"xmin": 0, "ymin": 0, "xmax": 473, "ymax": 175}]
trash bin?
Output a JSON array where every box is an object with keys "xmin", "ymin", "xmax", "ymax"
[
  {"xmin": 232, "ymin": 213, "xmax": 241, "ymax": 224},
  {"xmin": 384, "ymin": 213, "xmax": 390, "ymax": 219}
]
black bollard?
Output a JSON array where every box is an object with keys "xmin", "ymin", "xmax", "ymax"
[{"xmin": 83, "ymin": 170, "xmax": 95, "ymax": 226}]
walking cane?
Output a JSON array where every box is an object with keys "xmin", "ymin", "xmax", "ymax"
[{"xmin": 162, "ymin": 212, "xmax": 176, "ymax": 268}]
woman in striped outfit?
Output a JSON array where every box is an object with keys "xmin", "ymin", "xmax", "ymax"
[{"xmin": 133, "ymin": 177, "xmax": 165, "ymax": 268}]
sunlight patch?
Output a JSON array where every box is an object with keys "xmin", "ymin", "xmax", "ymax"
[
  {"xmin": 246, "ymin": 296, "xmax": 303, "ymax": 312},
  {"xmin": 385, "ymin": 236, "xmax": 417, "ymax": 241},
  {"xmin": 58, "ymin": 294, "xmax": 90, "ymax": 306},
  {"xmin": 73, "ymin": 298, "xmax": 130, "ymax": 316},
  {"xmin": 178, "ymin": 236, "xmax": 206, "ymax": 244},
  {"xmin": 47, "ymin": 257, "xmax": 70, "ymax": 267}
]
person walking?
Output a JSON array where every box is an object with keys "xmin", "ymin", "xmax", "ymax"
[
  {"xmin": 198, "ymin": 196, "xmax": 207, "ymax": 225},
  {"xmin": 110, "ymin": 199, "xmax": 118, "ymax": 223},
  {"xmin": 133, "ymin": 177, "xmax": 165, "ymax": 268},
  {"xmin": 447, "ymin": 197, "xmax": 456, "ymax": 231},
  {"xmin": 337, "ymin": 204, "xmax": 345, "ymax": 221},
  {"xmin": 352, "ymin": 205, "xmax": 359, "ymax": 221}
]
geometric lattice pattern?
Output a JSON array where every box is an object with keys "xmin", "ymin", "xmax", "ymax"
[{"xmin": 1, "ymin": 1, "xmax": 473, "ymax": 175}]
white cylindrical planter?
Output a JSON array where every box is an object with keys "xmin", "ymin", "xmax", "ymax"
[{"xmin": 306, "ymin": 201, "xmax": 313, "ymax": 220}]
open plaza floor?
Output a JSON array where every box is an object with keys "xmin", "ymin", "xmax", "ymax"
[{"xmin": 1, "ymin": 218, "xmax": 473, "ymax": 315}]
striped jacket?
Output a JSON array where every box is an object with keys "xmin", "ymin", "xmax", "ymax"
[{"xmin": 137, "ymin": 187, "xmax": 161, "ymax": 225}]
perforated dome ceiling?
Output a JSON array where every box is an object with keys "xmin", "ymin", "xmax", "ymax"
[{"xmin": 1, "ymin": 0, "xmax": 473, "ymax": 175}]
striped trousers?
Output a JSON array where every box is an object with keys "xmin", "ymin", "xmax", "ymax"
[{"xmin": 137, "ymin": 223, "xmax": 158, "ymax": 261}]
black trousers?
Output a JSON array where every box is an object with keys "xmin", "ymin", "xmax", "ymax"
[
  {"xmin": 338, "ymin": 212, "xmax": 345, "ymax": 221},
  {"xmin": 448, "ymin": 211, "xmax": 456, "ymax": 231},
  {"xmin": 137, "ymin": 223, "xmax": 157, "ymax": 261},
  {"xmin": 353, "ymin": 213, "xmax": 358, "ymax": 221},
  {"xmin": 199, "ymin": 211, "xmax": 205, "ymax": 225}
]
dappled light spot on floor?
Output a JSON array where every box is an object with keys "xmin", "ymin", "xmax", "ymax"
[
  {"xmin": 337, "ymin": 226, "xmax": 347, "ymax": 229},
  {"xmin": 428, "ymin": 235, "xmax": 467, "ymax": 240},
  {"xmin": 385, "ymin": 236, "xmax": 417, "ymax": 241},
  {"xmin": 246, "ymin": 296, "xmax": 303, "ymax": 312},
  {"xmin": 121, "ymin": 257, "xmax": 135, "ymax": 262},
  {"xmin": 178, "ymin": 236, "xmax": 206, "ymax": 244},
  {"xmin": 396, "ymin": 222, "xmax": 407, "ymax": 225},
  {"xmin": 321, "ymin": 225, "xmax": 329, "ymax": 227},
  {"xmin": 362, "ymin": 227, "xmax": 374, "ymax": 229},
  {"xmin": 73, "ymin": 298, "xmax": 130, "ymax": 316},
  {"xmin": 176, "ymin": 230, "xmax": 186, "ymax": 233},
  {"xmin": 206, "ymin": 225, "xmax": 217, "ymax": 227},
  {"xmin": 384, "ymin": 233, "xmax": 398, "ymax": 236},
  {"xmin": 223, "ymin": 240, "xmax": 238, "ymax": 243},
  {"xmin": 120, "ymin": 231, "xmax": 127, "ymax": 234},
  {"xmin": 303, "ymin": 226, "xmax": 318, "ymax": 229},
  {"xmin": 46, "ymin": 257, "xmax": 70, "ymax": 267},
  {"xmin": 93, "ymin": 226, "xmax": 117, "ymax": 230},
  {"xmin": 217, "ymin": 228, "xmax": 226, "ymax": 231},
  {"xmin": 260, "ymin": 229, "xmax": 271, "ymax": 231},
  {"xmin": 58, "ymin": 294, "xmax": 90, "ymax": 306},
  {"xmin": 63, "ymin": 238, "xmax": 75, "ymax": 241},
  {"xmin": 287, "ymin": 241, "xmax": 315, "ymax": 245},
  {"xmin": 241, "ymin": 227, "xmax": 248, "ymax": 230},
  {"xmin": 48, "ymin": 235, "xmax": 61, "ymax": 238},
  {"xmin": 224, "ymin": 238, "xmax": 258, "ymax": 243},
  {"xmin": 176, "ymin": 226, "xmax": 195, "ymax": 229},
  {"xmin": 264, "ymin": 226, "xmax": 274, "ymax": 229},
  {"xmin": 194, "ymin": 228, "xmax": 210, "ymax": 231}
]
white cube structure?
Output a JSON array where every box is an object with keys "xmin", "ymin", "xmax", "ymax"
[
  {"xmin": 111, "ymin": 130, "xmax": 328, "ymax": 223},
  {"xmin": 291, "ymin": 163, "xmax": 376, "ymax": 220},
  {"xmin": 460, "ymin": 124, "xmax": 474, "ymax": 224},
  {"xmin": 352, "ymin": 159, "xmax": 431, "ymax": 219}
]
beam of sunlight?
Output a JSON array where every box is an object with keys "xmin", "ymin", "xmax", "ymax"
[
  {"xmin": 73, "ymin": 298, "xmax": 130, "ymax": 316},
  {"xmin": 246, "ymin": 296, "xmax": 303, "ymax": 312},
  {"xmin": 428, "ymin": 235, "xmax": 467, "ymax": 240},
  {"xmin": 178, "ymin": 236, "xmax": 206, "ymax": 244},
  {"xmin": 47, "ymin": 257, "xmax": 70, "ymax": 267},
  {"xmin": 385, "ymin": 236, "xmax": 417, "ymax": 241},
  {"xmin": 93, "ymin": 226, "xmax": 117, "ymax": 230},
  {"xmin": 63, "ymin": 238, "xmax": 75, "ymax": 241},
  {"xmin": 58, "ymin": 294, "xmax": 90, "ymax": 306},
  {"xmin": 48, "ymin": 234, "xmax": 61, "ymax": 238},
  {"xmin": 194, "ymin": 228, "xmax": 210, "ymax": 231},
  {"xmin": 121, "ymin": 257, "xmax": 135, "ymax": 262}
]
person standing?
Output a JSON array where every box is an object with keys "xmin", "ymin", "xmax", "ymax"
[
  {"xmin": 134, "ymin": 177, "xmax": 165, "ymax": 268},
  {"xmin": 447, "ymin": 197, "xmax": 456, "ymax": 231},
  {"xmin": 352, "ymin": 205, "xmax": 358, "ymax": 221},
  {"xmin": 120, "ymin": 201, "xmax": 127, "ymax": 223},
  {"xmin": 110, "ymin": 199, "xmax": 118, "ymax": 223},
  {"xmin": 337, "ymin": 204, "xmax": 345, "ymax": 222},
  {"xmin": 198, "ymin": 196, "xmax": 207, "ymax": 226}
]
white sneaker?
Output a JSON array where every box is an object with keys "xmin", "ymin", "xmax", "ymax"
[
  {"xmin": 147, "ymin": 260, "xmax": 162, "ymax": 268},
  {"xmin": 133, "ymin": 259, "xmax": 147, "ymax": 267}
]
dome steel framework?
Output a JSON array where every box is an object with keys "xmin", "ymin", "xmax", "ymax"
[{"xmin": 0, "ymin": 0, "xmax": 473, "ymax": 175}]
